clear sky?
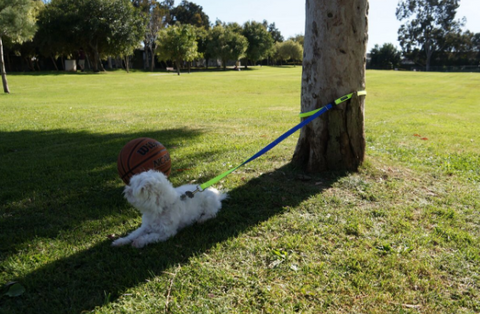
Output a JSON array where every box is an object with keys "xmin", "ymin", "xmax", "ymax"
[{"xmin": 174, "ymin": 0, "xmax": 480, "ymax": 52}]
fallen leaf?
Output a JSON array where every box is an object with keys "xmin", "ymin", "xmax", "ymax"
[
  {"xmin": 421, "ymin": 137, "xmax": 428, "ymax": 140},
  {"xmin": 4, "ymin": 283, "xmax": 25, "ymax": 297},
  {"xmin": 402, "ymin": 304, "xmax": 421, "ymax": 309},
  {"xmin": 413, "ymin": 134, "xmax": 421, "ymax": 137}
]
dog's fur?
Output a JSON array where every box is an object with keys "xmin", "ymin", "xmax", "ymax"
[{"xmin": 112, "ymin": 170, "xmax": 227, "ymax": 248}]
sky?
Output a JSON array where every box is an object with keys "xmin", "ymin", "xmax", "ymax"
[{"xmin": 173, "ymin": 0, "xmax": 480, "ymax": 52}]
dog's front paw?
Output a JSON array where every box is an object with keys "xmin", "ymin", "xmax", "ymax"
[{"xmin": 112, "ymin": 237, "xmax": 131, "ymax": 247}]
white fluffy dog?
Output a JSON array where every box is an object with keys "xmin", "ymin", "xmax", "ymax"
[{"xmin": 112, "ymin": 170, "xmax": 227, "ymax": 248}]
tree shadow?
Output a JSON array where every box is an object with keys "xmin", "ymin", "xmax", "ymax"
[
  {"xmin": 0, "ymin": 128, "xmax": 344, "ymax": 313},
  {"xmin": 0, "ymin": 128, "xmax": 210, "ymax": 255}
]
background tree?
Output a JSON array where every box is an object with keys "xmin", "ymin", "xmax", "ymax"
[
  {"xmin": 132, "ymin": 0, "xmax": 170, "ymax": 71},
  {"xmin": 275, "ymin": 39, "xmax": 303, "ymax": 66},
  {"xmin": 37, "ymin": 0, "xmax": 79, "ymax": 69},
  {"xmin": 195, "ymin": 26, "xmax": 211, "ymax": 69},
  {"xmin": 396, "ymin": 0, "xmax": 464, "ymax": 71},
  {"xmin": 225, "ymin": 22, "xmax": 242, "ymax": 34},
  {"xmin": 263, "ymin": 20, "xmax": 284, "ymax": 43},
  {"xmin": 369, "ymin": 43, "xmax": 402, "ymax": 69},
  {"xmin": 104, "ymin": 0, "xmax": 145, "ymax": 72},
  {"xmin": 473, "ymin": 33, "xmax": 480, "ymax": 63},
  {"xmin": 440, "ymin": 30, "xmax": 480, "ymax": 66},
  {"xmin": 207, "ymin": 24, "xmax": 248, "ymax": 70},
  {"xmin": 81, "ymin": 0, "xmax": 145, "ymax": 72},
  {"xmin": 170, "ymin": 0, "xmax": 210, "ymax": 29},
  {"xmin": 0, "ymin": 0, "xmax": 38, "ymax": 93},
  {"xmin": 289, "ymin": 34, "xmax": 304, "ymax": 47},
  {"xmin": 35, "ymin": 2, "xmax": 68, "ymax": 71},
  {"xmin": 293, "ymin": 0, "xmax": 368, "ymax": 172},
  {"xmin": 242, "ymin": 21, "xmax": 273, "ymax": 68},
  {"xmin": 43, "ymin": 0, "xmax": 144, "ymax": 72},
  {"xmin": 156, "ymin": 23, "xmax": 199, "ymax": 75}
]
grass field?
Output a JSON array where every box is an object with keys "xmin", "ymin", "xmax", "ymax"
[{"xmin": 0, "ymin": 67, "xmax": 479, "ymax": 313}]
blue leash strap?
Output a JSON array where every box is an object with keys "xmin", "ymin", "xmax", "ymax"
[
  {"xmin": 240, "ymin": 104, "xmax": 333, "ymax": 166},
  {"xmin": 195, "ymin": 91, "xmax": 366, "ymax": 192}
]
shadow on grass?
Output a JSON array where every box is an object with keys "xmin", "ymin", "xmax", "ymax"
[
  {"xmin": 0, "ymin": 129, "xmax": 343, "ymax": 313},
  {"xmin": 0, "ymin": 128, "xmax": 205, "ymax": 255}
]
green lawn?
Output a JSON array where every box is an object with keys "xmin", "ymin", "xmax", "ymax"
[{"xmin": 0, "ymin": 67, "xmax": 479, "ymax": 313}]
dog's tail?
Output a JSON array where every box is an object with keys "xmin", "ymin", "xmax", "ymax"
[
  {"xmin": 211, "ymin": 188, "xmax": 228, "ymax": 202},
  {"xmin": 219, "ymin": 191, "xmax": 228, "ymax": 201}
]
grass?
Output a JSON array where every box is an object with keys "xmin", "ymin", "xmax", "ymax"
[{"xmin": 0, "ymin": 67, "xmax": 479, "ymax": 313}]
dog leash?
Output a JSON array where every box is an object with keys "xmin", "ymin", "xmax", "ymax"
[{"xmin": 180, "ymin": 90, "xmax": 367, "ymax": 200}]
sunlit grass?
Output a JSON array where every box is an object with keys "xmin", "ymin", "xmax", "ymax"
[{"xmin": 1, "ymin": 67, "xmax": 479, "ymax": 313}]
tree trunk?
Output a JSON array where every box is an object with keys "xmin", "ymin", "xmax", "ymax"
[
  {"xmin": 222, "ymin": 58, "xmax": 227, "ymax": 70},
  {"xmin": 98, "ymin": 55, "xmax": 105, "ymax": 72},
  {"xmin": 90, "ymin": 43, "xmax": 101, "ymax": 72},
  {"xmin": 50, "ymin": 55, "xmax": 59, "ymax": 71},
  {"xmin": 292, "ymin": 0, "xmax": 368, "ymax": 172},
  {"xmin": 25, "ymin": 57, "xmax": 34, "ymax": 71},
  {"xmin": 86, "ymin": 54, "xmax": 92, "ymax": 71},
  {"xmin": 124, "ymin": 56, "xmax": 130, "ymax": 73},
  {"xmin": 0, "ymin": 36, "xmax": 10, "ymax": 94},
  {"xmin": 149, "ymin": 46, "xmax": 155, "ymax": 71},
  {"xmin": 425, "ymin": 39, "xmax": 432, "ymax": 71},
  {"xmin": 175, "ymin": 58, "xmax": 181, "ymax": 75}
]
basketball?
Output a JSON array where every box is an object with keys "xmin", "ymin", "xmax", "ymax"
[{"xmin": 117, "ymin": 138, "xmax": 171, "ymax": 184}]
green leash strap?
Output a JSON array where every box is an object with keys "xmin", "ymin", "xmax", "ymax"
[
  {"xmin": 199, "ymin": 165, "xmax": 240, "ymax": 191},
  {"xmin": 299, "ymin": 90, "xmax": 367, "ymax": 118},
  {"xmin": 181, "ymin": 90, "xmax": 367, "ymax": 199}
]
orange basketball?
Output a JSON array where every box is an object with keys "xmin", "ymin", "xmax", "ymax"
[{"xmin": 117, "ymin": 138, "xmax": 171, "ymax": 184}]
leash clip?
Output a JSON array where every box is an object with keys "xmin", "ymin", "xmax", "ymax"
[{"xmin": 180, "ymin": 185, "xmax": 203, "ymax": 200}]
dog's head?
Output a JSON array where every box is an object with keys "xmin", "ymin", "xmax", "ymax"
[{"xmin": 123, "ymin": 170, "xmax": 178, "ymax": 213}]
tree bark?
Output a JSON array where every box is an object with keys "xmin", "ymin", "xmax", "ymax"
[
  {"xmin": 50, "ymin": 55, "xmax": 59, "ymax": 71},
  {"xmin": 0, "ymin": 36, "xmax": 10, "ymax": 94},
  {"xmin": 425, "ymin": 39, "xmax": 432, "ymax": 71},
  {"xmin": 175, "ymin": 58, "xmax": 181, "ymax": 75},
  {"xmin": 124, "ymin": 56, "xmax": 130, "ymax": 73},
  {"xmin": 293, "ymin": 0, "xmax": 368, "ymax": 172},
  {"xmin": 149, "ymin": 45, "xmax": 155, "ymax": 71},
  {"xmin": 89, "ymin": 43, "xmax": 101, "ymax": 72}
]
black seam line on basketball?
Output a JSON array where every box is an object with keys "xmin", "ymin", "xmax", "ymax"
[
  {"xmin": 123, "ymin": 138, "xmax": 149, "ymax": 176},
  {"xmin": 121, "ymin": 149, "xmax": 168, "ymax": 180},
  {"xmin": 122, "ymin": 138, "xmax": 154, "ymax": 177},
  {"xmin": 122, "ymin": 147, "xmax": 167, "ymax": 180}
]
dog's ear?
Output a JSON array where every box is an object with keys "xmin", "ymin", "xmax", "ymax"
[
  {"xmin": 123, "ymin": 185, "xmax": 133, "ymax": 198},
  {"xmin": 139, "ymin": 181, "xmax": 154, "ymax": 196}
]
